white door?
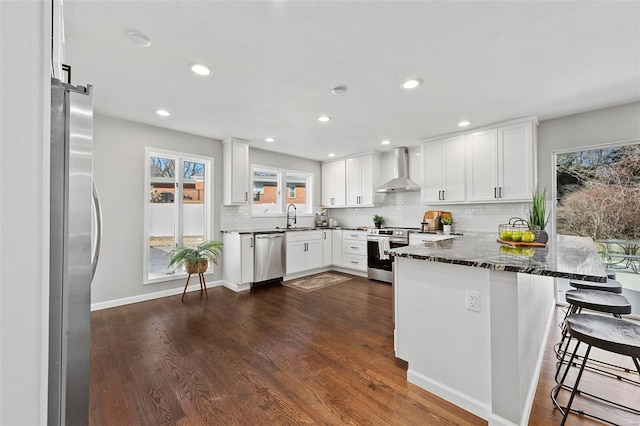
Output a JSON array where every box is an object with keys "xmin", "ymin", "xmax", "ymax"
[
  {"xmin": 240, "ymin": 234, "xmax": 254, "ymax": 284},
  {"xmin": 306, "ymin": 239, "xmax": 323, "ymax": 270},
  {"xmin": 466, "ymin": 129, "xmax": 498, "ymax": 202},
  {"xmin": 322, "ymin": 160, "xmax": 346, "ymax": 207},
  {"xmin": 231, "ymin": 141, "xmax": 248, "ymax": 204},
  {"xmin": 421, "ymin": 141, "xmax": 443, "ymax": 203},
  {"xmin": 346, "ymin": 157, "xmax": 363, "ymax": 205},
  {"xmin": 332, "ymin": 230, "xmax": 343, "ymax": 266},
  {"xmin": 286, "ymin": 241, "xmax": 307, "ymax": 275},
  {"xmin": 358, "ymin": 154, "xmax": 374, "ymax": 206},
  {"xmin": 322, "ymin": 230, "xmax": 332, "ymax": 267},
  {"xmin": 442, "ymin": 135, "xmax": 466, "ymax": 202},
  {"xmin": 498, "ymin": 121, "xmax": 533, "ymax": 201}
]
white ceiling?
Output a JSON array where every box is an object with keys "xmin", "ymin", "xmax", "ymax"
[{"xmin": 64, "ymin": 1, "xmax": 640, "ymax": 161}]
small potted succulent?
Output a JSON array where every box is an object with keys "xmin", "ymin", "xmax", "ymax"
[
  {"xmin": 440, "ymin": 216, "xmax": 453, "ymax": 234},
  {"xmin": 373, "ymin": 215, "xmax": 384, "ymax": 229},
  {"xmin": 168, "ymin": 240, "xmax": 223, "ymax": 275}
]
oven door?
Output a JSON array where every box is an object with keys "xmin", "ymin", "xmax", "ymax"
[{"xmin": 367, "ymin": 238, "xmax": 405, "ymax": 271}]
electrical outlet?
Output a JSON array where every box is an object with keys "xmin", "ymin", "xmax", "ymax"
[{"xmin": 466, "ymin": 290, "xmax": 480, "ymax": 312}]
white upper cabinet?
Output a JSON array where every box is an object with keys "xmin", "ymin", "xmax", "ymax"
[
  {"xmin": 466, "ymin": 120, "xmax": 536, "ymax": 202},
  {"xmin": 421, "ymin": 135, "xmax": 466, "ymax": 203},
  {"xmin": 322, "ymin": 160, "xmax": 346, "ymax": 207},
  {"xmin": 223, "ymin": 138, "xmax": 249, "ymax": 205},
  {"xmin": 323, "ymin": 153, "xmax": 379, "ymax": 208}
]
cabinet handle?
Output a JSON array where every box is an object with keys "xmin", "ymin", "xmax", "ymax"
[
  {"xmin": 350, "ymin": 234, "xmax": 358, "ymax": 238},
  {"xmin": 442, "ymin": 190, "xmax": 445, "ymax": 200},
  {"xmin": 250, "ymin": 237, "xmax": 253, "ymax": 248},
  {"xmin": 494, "ymin": 187, "xmax": 498, "ymax": 199},
  {"xmin": 499, "ymin": 187, "xmax": 503, "ymax": 198},
  {"xmin": 351, "ymin": 246, "xmax": 358, "ymax": 249},
  {"xmin": 305, "ymin": 242, "xmax": 308, "ymax": 251},
  {"xmin": 331, "ymin": 197, "xmax": 335, "ymax": 205},
  {"xmin": 350, "ymin": 260, "xmax": 358, "ymax": 264}
]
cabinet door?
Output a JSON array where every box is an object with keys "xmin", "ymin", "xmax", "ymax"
[
  {"xmin": 358, "ymin": 154, "xmax": 375, "ymax": 206},
  {"xmin": 223, "ymin": 139, "xmax": 249, "ymax": 205},
  {"xmin": 442, "ymin": 135, "xmax": 466, "ymax": 202},
  {"xmin": 421, "ymin": 141, "xmax": 444, "ymax": 203},
  {"xmin": 322, "ymin": 230, "xmax": 332, "ymax": 267},
  {"xmin": 286, "ymin": 241, "xmax": 307, "ymax": 275},
  {"xmin": 240, "ymin": 235, "xmax": 254, "ymax": 284},
  {"xmin": 305, "ymin": 240, "xmax": 323, "ymax": 270},
  {"xmin": 466, "ymin": 129, "xmax": 498, "ymax": 202},
  {"xmin": 322, "ymin": 160, "xmax": 346, "ymax": 207},
  {"xmin": 345, "ymin": 157, "xmax": 363, "ymax": 205},
  {"xmin": 497, "ymin": 121, "xmax": 534, "ymax": 201},
  {"xmin": 332, "ymin": 230, "xmax": 343, "ymax": 266}
]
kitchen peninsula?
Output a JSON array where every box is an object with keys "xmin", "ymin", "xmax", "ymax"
[{"xmin": 389, "ymin": 233, "xmax": 606, "ymax": 426}]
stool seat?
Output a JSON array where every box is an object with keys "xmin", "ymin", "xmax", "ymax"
[
  {"xmin": 569, "ymin": 278, "xmax": 622, "ymax": 293},
  {"xmin": 566, "ymin": 314, "xmax": 640, "ymax": 359},
  {"xmin": 565, "ymin": 289, "xmax": 631, "ymax": 315}
]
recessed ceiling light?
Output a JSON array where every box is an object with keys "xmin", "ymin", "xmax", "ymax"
[
  {"xmin": 328, "ymin": 153, "xmax": 336, "ymax": 157},
  {"xmin": 318, "ymin": 115, "xmax": 331, "ymax": 122},
  {"xmin": 127, "ymin": 31, "xmax": 151, "ymax": 47},
  {"xmin": 401, "ymin": 79, "xmax": 422, "ymax": 89},
  {"xmin": 381, "ymin": 140, "xmax": 391, "ymax": 145},
  {"xmin": 331, "ymin": 85, "xmax": 348, "ymax": 95},
  {"xmin": 458, "ymin": 120, "xmax": 472, "ymax": 127},
  {"xmin": 265, "ymin": 137, "xmax": 275, "ymax": 143},
  {"xmin": 190, "ymin": 63, "xmax": 212, "ymax": 76},
  {"xmin": 155, "ymin": 109, "xmax": 170, "ymax": 117}
]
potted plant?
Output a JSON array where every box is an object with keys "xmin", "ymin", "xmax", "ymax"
[
  {"xmin": 528, "ymin": 188, "xmax": 550, "ymax": 243},
  {"xmin": 168, "ymin": 240, "xmax": 223, "ymax": 275},
  {"xmin": 373, "ymin": 215, "xmax": 384, "ymax": 229},
  {"xmin": 440, "ymin": 216, "xmax": 453, "ymax": 234}
]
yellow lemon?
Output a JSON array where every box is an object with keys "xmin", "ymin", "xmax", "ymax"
[
  {"xmin": 522, "ymin": 231, "xmax": 535, "ymax": 243},
  {"xmin": 512, "ymin": 231, "xmax": 524, "ymax": 242}
]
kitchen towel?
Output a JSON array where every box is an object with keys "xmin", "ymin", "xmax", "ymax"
[{"xmin": 378, "ymin": 237, "xmax": 390, "ymax": 260}]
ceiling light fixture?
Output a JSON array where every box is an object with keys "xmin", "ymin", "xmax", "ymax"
[
  {"xmin": 401, "ymin": 78, "xmax": 423, "ymax": 89},
  {"xmin": 155, "ymin": 109, "xmax": 170, "ymax": 117},
  {"xmin": 458, "ymin": 120, "xmax": 472, "ymax": 127},
  {"xmin": 331, "ymin": 85, "xmax": 348, "ymax": 95},
  {"xmin": 381, "ymin": 140, "xmax": 391, "ymax": 145},
  {"xmin": 265, "ymin": 137, "xmax": 275, "ymax": 143},
  {"xmin": 190, "ymin": 63, "xmax": 212, "ymax": 76},
  {"xmin": 127, "ymin": 31, "xmax": 151, "ymax": 47},
  {"xmin": 328, "ymin": 153, "xmax": 336, "ymax": 157},
  {"xmin": 318, "ymin": 115, "xmax": 331, "ymax": 122}
]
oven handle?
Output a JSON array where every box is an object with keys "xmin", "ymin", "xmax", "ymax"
[{"xmin": 367, "ymin": 237, "xmax": 408, "ymax": 245}]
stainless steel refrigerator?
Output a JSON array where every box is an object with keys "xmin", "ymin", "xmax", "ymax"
[{"xmin": 49, "ymin": 77, "xmax": 101, "ymax": 425}]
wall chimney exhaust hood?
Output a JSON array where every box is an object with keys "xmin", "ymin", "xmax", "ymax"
[{"xmin": 375, "ymin": 147, "xmax": 421, "ymax": 193}]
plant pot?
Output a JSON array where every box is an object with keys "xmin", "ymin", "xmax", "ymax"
[
  {"xmin": 443, "ymin": 225, "xmax": 452, "ymax": 234},
  {"xmin": 533, "ymin": 229, "xmax": 549, "ymax": 244},
  {"xmin": 375, "ymin": 222, "xmax": 382, "ymax": 229},
  {"xmin": 185, "ymin": 259, "xmax": 208, "ymax": 274}
]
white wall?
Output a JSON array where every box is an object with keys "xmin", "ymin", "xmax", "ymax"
[
  {"xmin": 91, "ymin": 114, "xmax": 222, "ymax": 304},
  {"xmin": 0, "ymin": 1, "xmax": 50, "ymax": 424},
  {"xmin": 220, "ymin": 147, "xmax": 322, "ymax": 230}
]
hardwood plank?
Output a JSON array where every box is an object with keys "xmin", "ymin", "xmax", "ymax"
[{"xmin": 90, "ymin": 274, "xmax": 638, "ymax": 425}]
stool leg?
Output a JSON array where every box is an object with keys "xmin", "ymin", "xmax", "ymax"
[
  {"xmin": 182, "ymin": 274, "xmax": 192, "ymax": 301},
  {"xmin": 561, "ymin": 345, "xmax": 592, "ymax": 426}
]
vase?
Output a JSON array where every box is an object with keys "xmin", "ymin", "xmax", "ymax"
[
  {"xmin": 534, "ymin": 229, "xmax": 549, "ymax": 244},
  {"xmin": 443, "ymin": 225, "xmax": 452, "ymax": 234}
]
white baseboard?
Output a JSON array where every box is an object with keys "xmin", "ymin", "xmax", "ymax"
[
  {"xmin": 90, "ymin": 280, "xmax": 224, "ymax": 311},
  {"xmin": 406, "ymin": 369, "xmax": 492, "ymax": 423},
  {"xmin": 222, "ymin": 281, "xmax": 251, "ymax": 292}
]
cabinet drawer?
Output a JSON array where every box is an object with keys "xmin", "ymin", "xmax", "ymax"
[
  {"xmin": 343, "ymin": 241, "xmax": 366, "ymax": 255},
  {"xmin": 343, "ymin": 231, "xmax": 367, "ymax": 242},
  {"xmin": 286, "ymin": 230, "xmax": 321, "ymax": 242},
  {"xmin": 343, "ymin": 255, "xmax": 367, "ymax": 272}
]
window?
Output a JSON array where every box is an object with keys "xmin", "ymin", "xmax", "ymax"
[
  {"xmin": 144, "ymin": 148, "xmax": 212, "ymax": 283},
  {"xmin": 251, "ymin": 166, "xmax": 313, "ymax": 215}
]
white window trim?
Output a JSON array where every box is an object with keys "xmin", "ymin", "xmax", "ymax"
[
  {"xmin": 250, "ymin": 164, "xmax": 314, "ymax": 217},
  {"xmin": 143, "ymin": 147, "xmax": 214, "ymax": 285}
]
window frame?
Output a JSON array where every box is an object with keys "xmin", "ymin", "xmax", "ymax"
[
  {"xmin": 143, "ymin": 147, "xmax": 213, "ymax": 285},
  {"xmin": 251, "ymin": 164, "xmax": 313, "ymax": 217}
]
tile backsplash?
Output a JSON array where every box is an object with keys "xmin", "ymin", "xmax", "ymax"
[{"xmin": 221, "ymin": 192, "xmax": 530, "ymax": 233}]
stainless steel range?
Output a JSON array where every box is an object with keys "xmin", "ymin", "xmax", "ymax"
[{"xmin": 367, "ymin": 227, "xmax": 416, "ymax": 283}]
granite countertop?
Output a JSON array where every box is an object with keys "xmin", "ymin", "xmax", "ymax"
[
  {"xmin": 222, "ymin": 226, "xmax": 368, "ymax": 234},
  {"xmin": 389, "ymin": 232, "xmax": 607, "ymax": 282}
]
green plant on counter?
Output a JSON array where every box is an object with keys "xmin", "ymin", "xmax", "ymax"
[
  {"xmin": 529, "ymin": 188, "xmax": 550, "ymax": 230},
  {"xmin": 373, "ymin": 215, "xmax": 384, "ymax": 224},
  {"xmin": 440, "ymin": 217, "xmax": 453, "ymax": 225},
  {"xmin": 168, "ymin": 240, "xmax": 223, "ymax": 274}
]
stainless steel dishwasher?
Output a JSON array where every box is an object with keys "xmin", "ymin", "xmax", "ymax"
[{"xmin": 253, "ymin": 232, "xmax": 286, "ymax": 287}]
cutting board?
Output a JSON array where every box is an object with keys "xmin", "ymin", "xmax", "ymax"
[{"xmin": 497, "ymin": 238, "xmax": 546, "ymax": 247}]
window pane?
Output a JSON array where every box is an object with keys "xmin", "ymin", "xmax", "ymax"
[
  {"xmin": 149, "ymin": 155, "xmax": 176, "ymax": 279},
  {"xmin": 286, "ymin": 172, "xmax": 308, "ymax": 212},
  {"xmin": 183, "ymin": 160, "xmax": 206, "ymax": 249},
  {"xmin": 252, "ymin": 168, "xmax": 280, "ymax": 214}
]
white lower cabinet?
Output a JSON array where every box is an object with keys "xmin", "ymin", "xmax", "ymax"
[
  {"xmin": 286, "ymin": 231, "xmax": 323, "ymax": 275},
  {"xmin": 321, "ymin": 230, "xmax": 332, "ymax": 267},
  {"xmin": 222, "ymin": 232, "xmax": 254, "ymax": 287},
  {"xmin": 332, "ymin": 229, "xmax": 343, "ymax": 267},
  {"xmin": 342, "ymin": 230, "xmax": 367, "ymax": 272}
]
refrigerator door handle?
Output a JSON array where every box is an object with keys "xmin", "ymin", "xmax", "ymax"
[{"xmin": 91, "ymin": 180, "xmax": 103, "ymax": 282}]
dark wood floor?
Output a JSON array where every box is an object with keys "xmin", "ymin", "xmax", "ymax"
[{"xmin": 90, "ymin": 274, "xmax": 639, "ymax": 425}]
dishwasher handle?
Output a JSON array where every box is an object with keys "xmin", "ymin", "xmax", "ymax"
[{"xmin": 255, "ymin": 234, "xmax": 284, "ymax": 239}]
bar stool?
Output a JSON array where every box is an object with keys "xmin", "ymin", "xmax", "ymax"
[
  {"xmin": 569, "ymin": 278, "xmax": 622, "ymax": 293},
  {"xmin": 552, "ymin": 314, "xmax": 640, "ymax": 425},
  {"xmin": 555, "ymin": 290, "xmax": 632, "ymax": 377}
]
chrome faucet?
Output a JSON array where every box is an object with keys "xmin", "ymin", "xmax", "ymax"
[{"xmin": 286, "ymin": 204, "xmax": 297, "ymax": 229}]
